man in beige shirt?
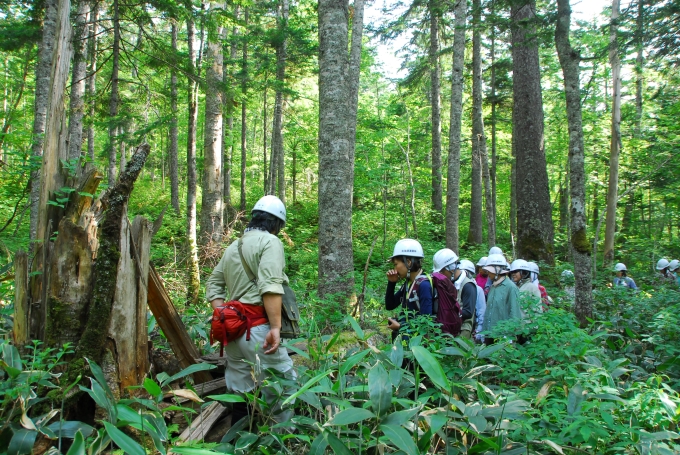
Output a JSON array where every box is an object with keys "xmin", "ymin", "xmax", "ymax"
[{"xmin": 206, "ymin": 195, "xmax": 295, "ymax": 427}]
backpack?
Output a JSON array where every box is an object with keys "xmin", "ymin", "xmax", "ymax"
[{"xmin": 414, "ymin": 273, "xmax": 462, "ymax": 336}]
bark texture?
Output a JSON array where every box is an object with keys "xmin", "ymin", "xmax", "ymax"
[
  {"xmin": 511, "ymin": 0, "xmax": 555, "ymax": 263},
  {"xmin": 270, "ymin": 0, "xmax": 289, "ymax": 201},
  {"xmin": 240, "ymin": 10, "xmax": 249, "ymax": 213},
  {"xmin": 446, "ymin": 0, "xmax": 466, "ymax": 252},
  {"xmin": 186, "ymin": 13, "xmax": 201, "ymax": 305},
  {"xmin": 169, "ymin": 22, "xmax": 180, "ymax": 214},
  {"xmin": 29, "ymin": 0, "xmax": 59, "ymax": 245},
  {"xmin": 107, "ymin": 0, "xmax": 121, "ymax": 184},
  {"xmin": 603, "ymin": 0, "xmax": 622, "ymax": 264},
  {"xmin": 66, "ymin": 0, "xmax": 90, "ymax": 161},
  {"xmin": 199, "ymin": 15, "xmax": 224, "ymax": 245},
  {"xmin": 429, "ymin": 0, "xmax": 443, "ymax": 214},
  {"xmin": 472, "ymin": 0, "xmax": 495, "ymax": 246},
  {"xmin": 348, "ymin": 0, "xmax": 364, "ymax": 197},
  {"xmin": 86, "ymin": 1, "xmax": 98, "ymax": 162},
  {"xmin": 318, "ymin": 0, "xmax": 356, "ymax": 306},
  {"xmin": 223, "ymin": 14, "xmax": 239, "ymax": 217},
  {"xmin": 555, "ymin": 0, "xmax": 593, "ymax": 326}
]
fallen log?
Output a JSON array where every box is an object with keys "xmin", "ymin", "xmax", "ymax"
[{"xmin": 176, "ymin": 402, "xmax": 228, "ymax": 443}]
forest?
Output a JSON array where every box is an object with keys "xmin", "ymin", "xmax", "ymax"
[{"xmin": 0, "ymin": 0, "xmax": 679, "ymax": 453}]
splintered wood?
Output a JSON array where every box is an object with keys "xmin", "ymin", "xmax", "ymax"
[
  {"xmin": 176, "ymin": 402, "xmax": 228, "ymax": 443},
  {"xmin": 147, "ymin": 265, "xmax": 213, "ymax": 384}
]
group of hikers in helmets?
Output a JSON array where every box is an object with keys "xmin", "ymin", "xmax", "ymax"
[{"xmin": 205, "ymin": 195, "xmax": 680, "ymax": 429}]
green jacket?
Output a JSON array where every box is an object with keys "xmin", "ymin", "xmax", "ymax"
[
  {"xmin": 483, "ymin": 276, "xmax": 522, "ymax": 333},
  {"xmin": 206, "ymin": 229, "xmax": 288, "ymax": 304}
]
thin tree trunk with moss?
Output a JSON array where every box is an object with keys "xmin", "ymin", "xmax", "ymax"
[
  {"xmin": 472, "ymin": 0, "xmax": 495, "ymax": 247},
  {"xmin": 240, "ymin": 9, "xmax": 249, "ymax": 213},
  {"xmin": 67, "ymin": 0, "xmax": 90, "ymax": 161},
  {"xmin": 446, "ymin": 0, "xmax": 466, "ymax": 252},
  {"xmin": 429, "ymin": 0, "xmax": 443, "ymax": 214},
  {"xmin": 169, "ymin": 22, "xmax": 180, "ymax": 214},
  {"xmin": 603, "ymin": 0, "xmax": 621, "ymax": 265},
  {"xmin": 223, "ymin": 16, "xmax": 238, "ymax": 218},
  {"xmin": 186, "ymin": 12, "xmax": 201, "ymax": 305},
  {"xmin": 555, "ymin": 0, "xmax": 592, "ymax": 325}
]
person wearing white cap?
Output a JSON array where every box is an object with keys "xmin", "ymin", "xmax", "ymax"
[
  {"xmin": 668, "ymin": 260, "xmax": 680, "ymax": 287},
  {"xmin": 385, "ymin": 239, "xmax": 433, "ymax": 341},
  {"xmin": 481, "ymin": 253, "xmax": 521, "ymax": 344},
  {"xmin": 452, "ymin": 259, "xmax": 486, "ymax": 341},
  {"xmin": 509, "ymin": 259, "xmax": 542, "ymax": 302},
  {"xmin": 527, "ymin": 262, "xmax": 551, "ymax": 309},
  {"xmin": 475, "ymin": 257, "xmax": 491, "ymax": 297},
  {"xmin": 206, "ymin": 195, "xmax": 294, "ymax": 426},
  {"xmin": 656, "ymin": 258, "xmax": 676, "ymax": 286},
  {"xmin": 613, "ymin": 263, "xmax": 637, "ymax": 290}
]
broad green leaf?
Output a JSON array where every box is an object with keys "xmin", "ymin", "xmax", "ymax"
[
  {"xmin": 326, "ymin": 407, "xmax": 375, "ymax": 426},
  {"xmin": 65, "ymin": 430, "xmax": 85, "ymax": 455},
  {"xmin": 439, "ymin": 346, "xmax": 466, "ymax": 357},
  {"xmin": 411, "ymin": 346, "xmax": 449, "ymax": 391},
  {"xmin": 324, "ymin": 431, "xmax": 353, "ymax": 455},
  {"xmin": 468, "ymin": 415, "xmax": 487, "ymax": 433},
  {"xmin": 2, "ymin": 343, "xmax": 22, "ymax": 371},
  {"xmin": 88, "ymin": 428, "xmax": 111, "ymax": 455},
  {"xmin": 389, "ymin": 337, "xmax": 404, "ymax": 367},
  {"xmin": 639, "ymin": 430, "xmax": 680, "ymax": 441},
  {"xmin": 281, "ymin": 369, "xmax": 334, "ymax": 407},
  {"xmin": 234, "ymin": 432, "xmax": 258, "ymax": 450},
  {"xmin": 207, "ymin": 394, "xmax": 246, "ymax": 403},
  {"xmin": 567, "ymin": 383, "xmax": 585, "ymax": 416},
  {"xmin": 381, "ymin": 407, "xmax": 420, "ymax": 426},
  {"xmin": 463, "ymin": 364, "xmax": 501, "ymax": 379},
  {"xmin": 85, "ymin": 358, "xmax": 114, "ymax": 400},
  {"xmin": 47, "ymin": 421, "xmax": 95, "ymax": 439},
  {"xmin": 380, "ymin": 424, "xmax": 418, "ymax": 455},
  {"xmin": 541, "ymin": 439, "xmax": 565, "ymax": 454},
  {"xmin": 339, "ymin": 349, "xmax": 370, "ymax": 375},
  {"xmin": 102, "ymin": 422, "xmax": 145, "ymax": 455},
  {"xmin": 7, "ymin": 429, "xmax": 37, "ymax": 455},
  {"xmin": 143, "ymin": 377, "xmax": 162, "ymax": 399},
  {"xmin": 592, "ymin": 393, "xmax": 627, "ymax": 404},
  {"xmin": 160, "ymin": 363, "xmax": 215, "ymax": 387},
  {"xmin": 368, "ymin": 362, "xmax": 391, "ymax": 416},
  {"xmin": 309, "ymin": 434, "xmax": 329, "ymax": 455},
  {"xmin": 477, "ymin": 343, "xmax": 506, "ymax": 359},
  {"xmin": 346, "ymin": 315, "xmax": 365, "ymax": 339},
  {"xmin": 220, "ymin": 415, "xmax": 248, "ymax": 443},
  {"xmin": 479, "ymin": 399, "xmax": 530, "ymax": 420}
]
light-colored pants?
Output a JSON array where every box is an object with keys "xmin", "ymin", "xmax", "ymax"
[{"xmin": 224, "ymin": 323, "xmax": 296, "ymax": 424}]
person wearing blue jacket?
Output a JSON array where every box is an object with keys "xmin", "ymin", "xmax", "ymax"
[{"xmin": 385, "ymin": 239, "xmax": 433, "ymax": 341}]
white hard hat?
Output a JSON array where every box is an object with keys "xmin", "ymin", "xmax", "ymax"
[
  {"xmin": 669, "ymin": 260, "xmax": 679, "ymax": 271},
  {"xmin": 252, "ymin": 195, "xmax": 286, "ymax": 222},
  {"xmin": 488, "ymin": 246, "xmax": 503, "ymax": 256},
  {"xmin": 433, "ymin": 248, "xmax": 459, "ymax": 272},
  {"xmin": 509, "ymin": 259, "xmax": 531, "ymax": 273},
  {"xmin": 483, "ymin": 253, "xmax": 508, "ymax": 274},
  {"xmin": 458, "ymin": 259, "xmax": 476, "ymax": 275},
  {"xmin": 614, "ymin": 263, "xmax": 627, "ymax": 272},
  {"xmin": 561, "ymin": 270, "xmax": 574, "ymax": 279},
  {"xmin": 476, "ymin": 256, "xmax": 488, "ymax": 267},
  {"xmin": 390, "ymin": 239, "xmax": 424, "ymax": 259},
  {"xmin": 527, "ymin": 262, "xmax": 539, "ymax": 275},
  {"xmin": 656, "ymin": 258, "xmax": 670, "ymax": 270}
]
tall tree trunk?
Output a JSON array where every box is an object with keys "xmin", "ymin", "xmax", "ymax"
[
  {"xmin": 490, "ymin": 0, "xmax": 497, "ymax": 211},
  {"xmin": 512, "ymin": 0, "xmax": 555, "ymax": 263},
  {"xmin": 510, "ymin": 142, "xmax": 517, "ymax": 235},
  {"xmin": 86, "ymin": 1, "xmax": 98, "ymax": 162},
  {"xmin": 186, "ymin": 13, "xmax": 201, "ymax": 305},
  {"xmin": 239, "ymin": 9, "xmax": 249, "ymax": 213},
  {"xmin": 263, "ymin": 79, "xmax": 269, "ymax": 193},
  {"xmin": 472, "ymin": 0, "xmax": 495, "ymax": 246},
  {"xmin": 634, "ymin": 0, "xmax": 644, "ymax": 137},
  {"xmin": 318, "ymin": 0, "xmax": 356, "ymax": 307},
  {"xmin": 271, "ymin": 0, "xmax": 290, "ymax": 202},
  {"xmin": 446, "ymin": 0, "xmax": 466, "ymax": 252},
  {"xmin": 29, "ymin": 0, "xmax": 59, "ymax": 246},
  {"xmin": 66, "ymin": 0, "xmax": 90, "ymax": 161},
  {"xmin": 199, "ymin": 11, "xmax": 224, "ymax": 246},
  {"xmin": 348, "ymin": 0, "xmax": 364, "ymax": 197},
  {"xmin": 169, "ymin": 21, "xmax": 180, "ymax": 214},
  {"xmin": 603, "ymin": 0, "xmax": 621, "ymax": 264},
  {"xmin": 468, "ymin": 133, "xmax": 483, "ymax": 244},
  {"xmin": 223, "ymin": 13, "xmax": 239, "ymax": 216},
  {"xmin": 555, "ymin": 0, "xmax": 593, "ymax": 326},
  {"xmin": 429, "ymin": 0, "xmax": 443, "ymax": 214},
  {"xmin": 107, "ymin": 0, "xmax": 120, "ymax": 184}
]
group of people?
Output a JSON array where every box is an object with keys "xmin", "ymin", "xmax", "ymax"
[
  {"xmin": 609, "ymin": 258, "xmax": 680, "ymax": 291},
  {"xmin": 385, "ymin": 240, "xmax": 550, "ymax": 345}
]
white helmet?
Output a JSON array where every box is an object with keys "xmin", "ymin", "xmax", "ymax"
[
  {"xmin": 656, "ymin": 258, "xmax": 670, "ymax": 270},
  {"xmin": 509, "ymin": 259, "xmax": 531, "ymax": 273},
  {"xmin": 527, "ymin": 262, "xmax": 539, "ymax": 275},
  {"xmin": 390, "ymin": 239, "xmax": 424, "ymax": 259},
  {"xmin": 614, "ymin": 263, "xmax": 627, "ymax": 272},
  {"xmin": 561, "ymin": 270, "xmax": 574, "ymax": 279},
  {"xmin": 476, "ymin": 256, "xmax": 488, "ymax": 267},
  {"xmin": 483, "ymin": 253, "xmax": 508, "ymax": 274},
  {"xmin": 669, "ymin": 260, "xmax": 679, "ymax": 272},
  {"xmin": 252, "ymin": 195, "xmax": 286, "ymax": 222},
  {"xmin": 458, "ymin": 259, "xmax": 476, "ymax": 275},
  {"xmin": 489, "ymin": 246, "xmax": 503, "ymax": 256},
  {"xmin": 433, "ymin": 248, "xmax": 459, "ymax": 272}
]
